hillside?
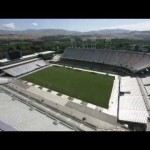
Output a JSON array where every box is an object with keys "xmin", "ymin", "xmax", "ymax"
[{"xmin": 0, "ymin": 29, "xmax": 150, "ymax": 40}]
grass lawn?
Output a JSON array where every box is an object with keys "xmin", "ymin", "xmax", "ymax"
[{"xmin": 22, "ymin": 66, "xmax": 114, "ymax": 108}]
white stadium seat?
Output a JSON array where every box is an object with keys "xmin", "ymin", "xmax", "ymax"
[
  {"xmin": 62, "ymin": 48, "xmax": 150, "ymax": 72},
  {"xmin": 4, "ymin": 60, "xmax": 47, "ymax": 77},
  {"xmin": 119, "ymin": 76, "xmax": 148, "ymax": 124}
]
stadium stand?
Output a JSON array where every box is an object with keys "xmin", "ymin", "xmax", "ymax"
[
  {"xmin": 145, "ymin": 86, "xmax": 150, "ymax": 95},
  {"xmin": 141, "ymin": 76, "xmax": 150, "ymax": 85},
  {"xmin": 0, "ymin": 77, "xmax": 11, "ymax": 84},
  {"xmin": 3, "ymin": 60, "xmax": 47, "ymax": 77},
  {"xmin": 140, "ymin": 76, "xmax": 150, "ymax": 105},
  {"xmin": 62, "ymin": 48, "xmax": 150, "ymax": 73},
  {"xmin": 0, "ymin": 91, "xmax": 73, "ymax": 131},
  {"xmin": 119, "ymin": 76, "xmax": 148, "ymax": 124}
]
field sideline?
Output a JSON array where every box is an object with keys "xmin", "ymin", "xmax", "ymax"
[{"xmin": 22, "ymin": 66, "xmax": 114, "ymax": 108}]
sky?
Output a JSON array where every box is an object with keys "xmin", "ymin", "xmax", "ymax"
[{"xmin": 0, "ymin": 19, "xmax": 150, "ymax": 32}]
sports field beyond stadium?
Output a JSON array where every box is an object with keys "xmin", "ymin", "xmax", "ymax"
[{"xmin": 22, "ymin": 66, "xmax": 114, "ymax": 108}]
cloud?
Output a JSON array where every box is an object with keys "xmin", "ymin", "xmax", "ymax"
[
  {"xmin": 0, "ymin": 22, "xmax": 16, "ymax": 29},
  {"xmin": 32, "ymin": 22, "xmax": 38, "ymax": 26},
  {"xmin": 100, "ymin": 21, "xmax": 150, "ymax": 31}
]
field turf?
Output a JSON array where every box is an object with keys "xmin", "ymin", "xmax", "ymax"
[{"xmin": 22, "ymin": 66, "xmax": 114, "ymax": 108}]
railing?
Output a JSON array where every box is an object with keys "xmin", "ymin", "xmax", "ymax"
[
  {"xmin": 0, "ymin": 85, "xmax": 96, "ymax": 131},
  {"xmin": 117, "ymin": 76, "xmax": 121, "ymax": 122},
  {"xmin": 136, "ymin": 77, "xmax": 150, "ymax": 113}
]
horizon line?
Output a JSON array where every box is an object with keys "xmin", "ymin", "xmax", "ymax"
[{"xmin": 0, "ymin": 28, "xmax": 143, "ymax": 32}]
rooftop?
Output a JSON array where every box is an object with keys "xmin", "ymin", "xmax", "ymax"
[{"xmin": 0, "ymin": 51, "xmax": 55, "ymax": 63}]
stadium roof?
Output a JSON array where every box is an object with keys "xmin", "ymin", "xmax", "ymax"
[
  {"xmin": 0, "ymin": 53, "xmax": 38, "ymax": 63},
  {"xmin": 0, "ymin": 51, "xmax": 55, "ymax": 64},
  {"xmin": 21, "ymin": 53, "xmax": 38, "ymax": 59},
  {"xmin": 38, "ymin": 51, "xmax": 55, "ymax": 55},
  {"xmin": 0, "ymin": 58, "xmax": 10, "ymax": 63},
  {"xmin": 0, "ymin": 58, "xmax": 40, "ymax": 70}
]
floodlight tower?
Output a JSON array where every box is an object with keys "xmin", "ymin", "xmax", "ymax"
[
  {"xmin": 74, "ymin": 40, "xmax": 76, "ymax": 48},
  {"xmin": 85, "ymin": 40, "xmax": 87, "ymax": 48},
  {"xmin": 82, "ymin": 39, "xmax": 84, "ymax": 48},
  {"xmin": 87, "ymin": 40, "xmax": 89, "ymax": 48},
  {"xmin": 70, "ymin": 39, "xmax": 73, "ymax": 47},
  {"xmin": 82, "ymin": 39, "xmax": 86, "ymax": 48},
  {"xmin": 91, "ymin": 39, "xmax": 96, "ymax": 49},
  {"xmin": 105, "ymin": 39, "xmax": 107, "ymax": 50},
  {"xmin": 90, "ymin": 40, "xmax": 92, "ymax": 48},
  {"xmin": 105, "ymin": 38, "xmax": 112, "ymax": 50},
  {"xmin": 95, "ymin": 39, "xmax": 97, "ymax": 49},
  {"xmin": 71, "ymin": 39, "xmax": 76, "ymax": 48},
  {"xmin": 110, "ymin": 39, "xmax": 111, "ymax": 50},
  {"xmin": 84, "ymin": 39, "xmax": 88, "ymax": 48}
]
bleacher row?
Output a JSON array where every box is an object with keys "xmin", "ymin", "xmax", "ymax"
[
  {"xmin": 62, "ymin": 48, "xmax": 150, "ymax": 72},
  {"xmin": 142, "ymin": 76, "xmax": 150, "ymax": 85},
  {"xmin": 4, "ymin": 60, "xmax": 47, "ymax": 77},
  {"xmin": 141, "ymin": 76, "xmax": 150, "ymax": 95},
  {"xmin": 0, "ymin": 77, "xmax": 11, "ymax": 84},
  {"xmin": 119, "ymin": 76, "xmax": 148, "ymax": 124}
]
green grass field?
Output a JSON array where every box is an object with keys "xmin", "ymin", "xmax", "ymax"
[{"xmin": 22, "ymin": 66, "xmax": 114, "ymax": 108}]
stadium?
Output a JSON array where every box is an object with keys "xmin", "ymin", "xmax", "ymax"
[{"xmin": 0, "ymin": 47, "xmax": 150, "ymax": 131}]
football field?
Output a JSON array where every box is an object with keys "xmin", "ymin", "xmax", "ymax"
[{"xmin": 22, "ymin": 66, "xmax": 114, "ymax": 108}]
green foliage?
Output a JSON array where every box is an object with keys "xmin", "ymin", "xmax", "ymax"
[{"xmin": 0, "ymin": 36, "xmax": 150, "ymax": 59}]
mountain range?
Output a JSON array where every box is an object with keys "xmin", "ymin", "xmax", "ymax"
[{"xmin": 0, "ymin": 29, "xmax": 150, "ymax": 40}]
